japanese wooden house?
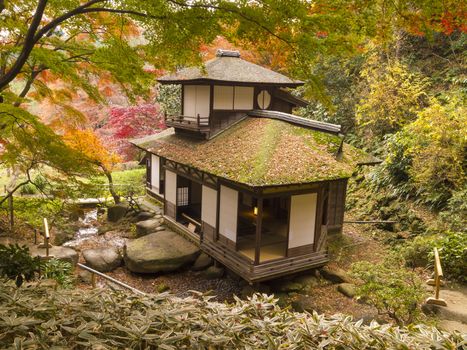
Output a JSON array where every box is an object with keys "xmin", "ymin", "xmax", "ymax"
[{"xmin": 132, "ymin": 50, "xmax": 378, "ymax": 283}]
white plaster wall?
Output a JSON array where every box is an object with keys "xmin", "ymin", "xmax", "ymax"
[
  {"xmin": 165, "ymin": 170, "xmax": 177, "ymax": 204},
  {"xmin": 234, "ymin": 86, "xmax": 254, "ymax": 110},
  {"xmin": 201, "ymin": 185, "xmax": 217, "ymax": 227},
  {"xmin": 183, "ymin": 85, "xmax": 196, "ymax": 117},
  {"xmin": 288, "ymin": 193, "xmax": 317, "ymax": 248},
  {"xmin": 219, "ymin": 185, "xmax": 238, "ymax": 242},
  {"xmin": 183, "ymin": 85, "xmax": 210, "ymax": 119},
  {"xmin": 213, "ymin": 85, "xmax": 234, "ymax": 109},
  {"xmin": 151, "ymin": 154, "xmax": 160, "ymax": 194},
  {"xmin": 196, "ymin": 85, "xmax": 210, "ymax": 119}
]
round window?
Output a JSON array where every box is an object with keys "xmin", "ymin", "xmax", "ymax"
[{"xmin": 257, "ymin": 90, "xmax": 271, "ymax": 109}]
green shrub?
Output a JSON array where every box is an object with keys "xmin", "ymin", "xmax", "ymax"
[
  {"xmin": 401, "ymin": 234, "xmax": 436, "ymax": 268},
  {"xmin": 440, "ymin": 186, "xmax": 467, "ymax": 232},
  {"xmin": 0, "ymin": 244, "xmax": 43, "ymax": 287},
  {"xmin": 0, "ymin": 281, "xmax": 463, "ymax": 349},
  {"xmin": 436, "ymin": 231, "xmax": 467, "ymax": 283},
  {"xmin": 401, "ymin": 231, "xmax": 466, "ymax": 282},
  {"xmin": 41, "ymin": 258, "xmax": 74, "ymax": 288},
  {"xmin": 351, "ymin": 255, "xmax": 426, "ymax": 326}
]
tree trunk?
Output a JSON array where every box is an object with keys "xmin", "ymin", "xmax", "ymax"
[{"xmin": 104, "ymin": 169, "xmax": 120, "ymax": 204}]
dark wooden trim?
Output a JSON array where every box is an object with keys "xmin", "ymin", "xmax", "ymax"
[
  {"xmin": 215, "ymin": 181, "xmax": 221, "ymax": 241},
  {"xmin": 146, "ymin": 187, "xmax": 164, "ymax": 203},
  {"xmin": 313, "ymin": 187, "xmax": 324, "ymax": 252},
  {"xmin": 285, "ymin": 196, "xmax": 291, "ymax": 257},
  {"xmin": 181, "ymin": 84, "xmax": 185, "ymax": 115},
  {"xmin": 254, "ymin": 197, "xmax": 263, "ymax": 265},
  {"xmin": 146, "ymin": 152, "xmax": 151, "ymax": 188},
  {"xmin": 165, "ymin": 201, "xmax": 176, "ymax": 219},
  {"xmin": 287, "ymin": 244, "xmax": 314, "ymax": 257},
  {"xmin": 162, "ymin": 160, "xmax": 218, "ymax": 189},
  {"xmin": 202, "ymin": 221, "xmax": 216, "ymax": 241},
  {"xmin": 217, "ymin": 234, "xmax": 236, "ymax": 250}
]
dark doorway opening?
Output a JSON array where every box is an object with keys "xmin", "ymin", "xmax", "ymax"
[{"xmin": 176, "ymin": 175, "xmax": 202, "ymax": 234}]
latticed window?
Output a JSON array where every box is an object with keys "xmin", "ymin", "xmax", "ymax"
[{"xmin": 177, "ymin": 187, "xmax": 189, "ymax": 206}]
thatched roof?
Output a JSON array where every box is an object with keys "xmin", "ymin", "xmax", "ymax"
[
  {"xmin": 158, "ymin": 50, "xmax": 303, "ymax": 87},
  {"xmin": 133, "ymin": 118, "xmax": 375, "ymax": 187}
]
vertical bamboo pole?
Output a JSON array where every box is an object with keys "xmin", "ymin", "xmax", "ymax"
[{"xmin": 43, "ymin": 218, "xmax": 50, "ymax": 257}]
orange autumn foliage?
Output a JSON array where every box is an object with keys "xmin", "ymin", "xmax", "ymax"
[{"xmin": 63, "ymin": 129, "xmax": 121, "ymax": 172}]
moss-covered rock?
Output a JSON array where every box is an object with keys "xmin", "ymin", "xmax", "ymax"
[{"xmin": 124, "ymin": 231, "xmax": 200, "ymax": 273}]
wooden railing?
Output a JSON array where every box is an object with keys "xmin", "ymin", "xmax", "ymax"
[
  {"xmin": 77, "ymin": 263, "xmax": 146, "ymax": 296},
  {"xmin": 165, "ymin": 114, "xmax": 209, "ymax": 127},
  {"xmin": 425, "ymin": 247, "xmax": 447, "ymax": 306}
]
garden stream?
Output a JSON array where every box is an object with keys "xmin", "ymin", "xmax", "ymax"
[{"xmin": 63, "ymin": 208, "xmax": 128, "ymax": 251}]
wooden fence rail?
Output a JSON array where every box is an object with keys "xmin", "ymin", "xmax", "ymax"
[
  {"xmin": 77, "ymin": 263, "xmax": 147, "ymax": 296},
  {"xmin": 425, "ymin": 247, "xmax": 447, "ymax": 306}
]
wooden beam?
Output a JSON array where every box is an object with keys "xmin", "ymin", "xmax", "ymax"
[{"xmin": 254, "ymin": 197, "xmax": 263, "ymax": 265}]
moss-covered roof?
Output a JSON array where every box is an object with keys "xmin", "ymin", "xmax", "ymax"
[
  {"xmin": 134, "ymin": 118, "xmax": 374, "ymax": 187},
  {"xmin": 158, "ymin": 55, "xmax": 303, "ymax": 87}
]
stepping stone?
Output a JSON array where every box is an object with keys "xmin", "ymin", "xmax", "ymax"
[
  {"xmin": 319, "ymin": 266, "xmax": 352, "ymax": 284},
  {"xmin": 192, "ymin": 253, "xmax": 213, "ymax": 271},
  {"xmin": 136, "ymin": 219, "xmax": 163, "ymax": 237},
  {"xmin": 204, "ymin": 266, "xmax": 224, "ymax": 279},
  {"xmin": 136, "ymin": 211, "xmax": 155, "ymax": 221},
  {"xmin": 337, "ymin": 283, "xmax": 356, "ymax": 298}
]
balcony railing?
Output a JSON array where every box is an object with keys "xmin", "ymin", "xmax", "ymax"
[{"xmin": 165, "ymin": 114, "xmax": 210, "ymax": 131}]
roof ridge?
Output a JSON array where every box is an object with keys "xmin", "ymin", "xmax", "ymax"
[{"xmin": 247, "ymin": 110, "xmax": 341, "ymax": 134}]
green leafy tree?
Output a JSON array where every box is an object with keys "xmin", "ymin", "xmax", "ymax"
[
  {"xmin": 0, "ymin": 0, "xmax": 463, "ymax": 206},
  {"xmin": 351, "ymin": 255, "xmax": 426, "ymax": 326},
  {"xmin": 356, "ymin": 58, "xmax": 429, "ymax": 139},
  {"xmin": 385, "ymin": 96, "xmax": 466, "ymax": 207}
]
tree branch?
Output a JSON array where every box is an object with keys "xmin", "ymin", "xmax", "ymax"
[
  {"xmin": 0, "ymin": 0, "xmax": 48, "ymax": 91},
  {"xmin": 166, "ymin": 0, "xmax": 295, "ymax": 49},
  {"xmin": 13, "ymin": 68, "xmax": 44, "ymax": 107}
]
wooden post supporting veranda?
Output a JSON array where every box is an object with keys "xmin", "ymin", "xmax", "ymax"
[{"xmin": 425, "ymin": 248, "xmax": 447, "ymax": 306}]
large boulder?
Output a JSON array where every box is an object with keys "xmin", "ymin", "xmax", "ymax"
[
  {"xmin": 107, "ymin": 203, "xmax": 129, "ymax": 222},
  {"xmin": 136, "ymin": 219, "xmax": 162, "ymax": 237},
  {"xmin": 30, "ymin": 246, "xmax": 79, "ymax": 266},
  {"xmin": 82, "ymin": 247, "xmax": 122, "ymax": 272},
  {"xmin": 124, "ymin": 231, "xmax": 200, "ymax": 273},
  {"xmin": 319, "ymin": 266, "xmax": 352, "ymax": 284}
]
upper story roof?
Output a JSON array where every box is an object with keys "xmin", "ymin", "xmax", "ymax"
[
  {"xmin": 132, "ymin": 117, "xmax": 377, "ymax": 187},
  {"xmin": 158, "ymin": 49, "xmax": 304, "ymax": 87}
]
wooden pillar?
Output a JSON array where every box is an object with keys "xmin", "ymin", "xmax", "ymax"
[{"xmin": 254, "ymin": 198, "xmax": 263, "ymax": 265}]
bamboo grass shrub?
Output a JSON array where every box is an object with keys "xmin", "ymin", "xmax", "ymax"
[{"xmin": 0, "ymin": 282, "xmax": 464, "ymax": 349}]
